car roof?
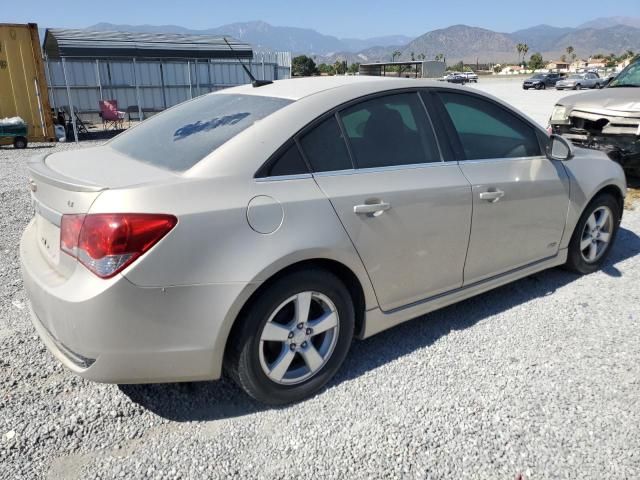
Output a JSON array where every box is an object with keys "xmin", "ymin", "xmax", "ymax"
[{"xmin": 216, "ymin": 76, "xmax": 443, "ymax": 101}]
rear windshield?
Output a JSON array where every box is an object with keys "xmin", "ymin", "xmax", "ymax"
[{"xmin": 109, "ymin": 93, "xmax": 292, "ymax": 171}]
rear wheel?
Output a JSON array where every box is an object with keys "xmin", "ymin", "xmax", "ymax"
[
  {"xmin": 565, "ymin": 193, "xmax": 620, "ymax": 274},
  {"xmin": 13, "ymin": 136, "xmax": 27, "ymax": 149},
  {"xmin": 226, "ymin": 269, "xmax": 355, "ymax": 404}
]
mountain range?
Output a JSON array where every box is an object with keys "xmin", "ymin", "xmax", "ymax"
[{"xmin": 84, "ymin": 17, "xmax": 640, "ymax": 64}]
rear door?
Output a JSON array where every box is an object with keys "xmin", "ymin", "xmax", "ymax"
[
  {"xmin": 427, "ymin": 89, "xmax": 569, "ymax": 284},
  {"xmin": 301, "ymin": 91, "xmax": 472, "ymax": 311}
]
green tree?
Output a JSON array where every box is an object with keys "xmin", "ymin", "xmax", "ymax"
[
  {"xmin": 435, "ymin": 53, "xmax": 444, "ymax": 62},
  {"xmin": 566, "ymin": 46, "xmax": 574, "ymax": 61},
  {"xmin": 347, "ymin": 62, "xmax": 360, "ymax": 74},
  {"xmin": 447, "ymin": 61, "xmax": 465, "ymax": 72},
  {"xmin": 291, "ymin": 55, "xmax": 318, "ymax": 76},
  {"xmin": 334, "ymin": 60, "xmax": 347, "ymax": 75},
  {"xmin": 317, "ymin": 63, "xmax": 334, "ymax": 75},
  {"xmin": 410, "ymin": 51, "xmax": 415, "ymax": 61},
  {"xmin": 417, "ymin": 53, "xmax": 426, "ymax": 60},
  {"xmin": 522, "ymin": 44, "xmax": 529, "ymax": 64},
  {"xmin": 391, "ymin": 50, "xmax": 402, "ymax": 62},
  {"xmin": 528, "ymin": 52, "xmax": 544, "ymax": 70}
]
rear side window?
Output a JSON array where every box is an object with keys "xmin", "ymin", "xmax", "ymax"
[
  {"xmin": 299, "ymin": 116, "xmax": 353, "ymax": 172},
  {"xmin": 339, "ymin": 93, "xmax": 440, "ymax": 168},
  {"xmin": 437, "ymin": 92, "xmax": 541, "ymax": 160},
  {"xmin": 109, "ymin": 94, "xmax": 292, "ymax": 171},
  {"xmin": 259, "ymin": 143, "xmax": 309, "ymax": 177}
]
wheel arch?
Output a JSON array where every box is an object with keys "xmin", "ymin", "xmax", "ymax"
[{"xmin": 218, "ymin": 257, "xmax": 371, "ymax": 377}]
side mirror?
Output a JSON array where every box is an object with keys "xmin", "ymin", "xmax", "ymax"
[{"xmin": 547, "ymin": 134, "xmax": 574, "ymax": 161}]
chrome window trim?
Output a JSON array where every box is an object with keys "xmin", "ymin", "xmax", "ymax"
[
  {"xmin": 312, "ymin": 160, "xmax": 459, "ymax": 178},
  {"xmin": 458, "ymin": 155, "xmax": 548, "ymax": 165},
  {"xmin": 254, "ymin": 173, "xmax": 313, "ymax": 183}
]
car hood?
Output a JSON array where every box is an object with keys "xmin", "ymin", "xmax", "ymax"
[
  {"xmin": 525, "ymin": 78, "xmax": 543, "ymax": 82},
  {"xmin": 557, "ymin": 88, "xmax": 640, "ymax": 116}
]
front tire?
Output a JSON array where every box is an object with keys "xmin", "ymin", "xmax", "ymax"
[
  {"xmin": 13, "ymin": 136, "xmax": 27, "ymax": 149},
  {"xmin": 226, "ymin": 269, "xmax": 355, "ymax": 404},
  {"xmin": 565, "ymin": 193, "xmax": 621, "ymax": 274}
]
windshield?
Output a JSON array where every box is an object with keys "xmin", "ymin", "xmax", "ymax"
[
  {"xmin": 568, "ymin": 75, "xmax": 584, "ymax": 79},
  {"xmin": 609, "ymin": 59, "xmax": 640, "ymax": 87},
  {"xmin": 109, "ymin": 93, "xmax": 293, "ymax": 171},
  {"xmin": 531, "ymin": 74, "xmax": 545, "ymax": 79}
]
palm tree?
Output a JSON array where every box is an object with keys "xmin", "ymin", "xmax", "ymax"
[
  {"xmin": 516, "ymin": 43, "xmax": 523, "ymax": 63},
  {"xmin": 522, "ymin": 44, "xmax": 529, "ymax": 64},
  {"xmin": 417, "ymin": 53, "xmax": 426, "ymax": 60},
  {"xmin": 435, "ymin": 53, "xmax": 444, "ymax": 62},
  {"xmin": 410, "ymin": 51, "xmax": 415, "ymax": 61},
  {"xmin": 566, "ymin": 46, "xmax": 574, "ymax": 59},
  {"xmin": 391, "ymin": 50, "xmax": 401, "ymax": 62}
]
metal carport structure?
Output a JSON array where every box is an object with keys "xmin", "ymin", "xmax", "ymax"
[{"xmin": 43, "ymin": 29, "xmax": 291, "ymax": 142}]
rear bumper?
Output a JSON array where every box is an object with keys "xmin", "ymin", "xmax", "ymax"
[{"xmin": 20, "ymin": 219, "xmax": 248, "ymax": 383}]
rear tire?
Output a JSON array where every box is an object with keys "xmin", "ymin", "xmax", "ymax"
[
  {"xmin": 13, "ymin": 136, "xmax": 27, "ymax": 149},
  {"xmin": 565, "ymin": 193, "xmax": 621, "ymax": 274},
  {"xmin": 225, "ymin": 269, "xmax": 355, "ymax": 405}
]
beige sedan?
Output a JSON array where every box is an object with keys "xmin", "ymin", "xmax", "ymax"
[{"xmin": 21, "ymin": 77, "xmax": 626, "ymax": 404}]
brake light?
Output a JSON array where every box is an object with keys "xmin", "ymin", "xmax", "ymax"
[{"xmin": 60, "ymin": 213, "xmax": 177, "ymax": 279}]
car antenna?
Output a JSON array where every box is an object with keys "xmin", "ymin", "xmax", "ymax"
[{"xmin": 223, "ymin": 37, "xmax": 273, "ymax": 88}]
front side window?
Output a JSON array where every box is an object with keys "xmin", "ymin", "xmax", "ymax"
[
  {"xmin": 110, "ymin": 94, "xmax": 292, "ymax": 171},
  {"xmin": 339, "ymin": 93, "xmax": 440, "ymax": 169},
  {"xmin": 437, "ymin": 92, "xmax": 541, "ymax": 160}
]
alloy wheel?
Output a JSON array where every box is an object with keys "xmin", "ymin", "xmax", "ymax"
[
  {"xmin": 258, "ymin": 291, "xmax": 339, "ymax": 385},
  {"xmin": 580, "ymin": 206, "xmax": 613, "ymax": 263}
]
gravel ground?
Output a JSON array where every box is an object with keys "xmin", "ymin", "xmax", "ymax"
[{"xmin": 2, "ymin": 117, "xmax": 640, "ymax": 478}]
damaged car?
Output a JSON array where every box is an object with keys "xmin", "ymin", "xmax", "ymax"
[{"xmin": 550, "ymin": 56, "xmax": 640, "ymax": 176}]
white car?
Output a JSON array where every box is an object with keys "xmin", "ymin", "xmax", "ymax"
[{"xmin": 21, "ymin": 76, "xmax": 626, "ymax": 404}]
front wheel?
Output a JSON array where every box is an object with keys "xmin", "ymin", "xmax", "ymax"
[
  {"xmin": 565, "ymin": 193, "xmax": 621, "ymax": 274},
  {"xmin": 226, "ymin": 269, "xmax": 355, "ymax": 404},
  {"xmin": 13, "ymin": 136, "xmax": 27, "ymax": 149}
]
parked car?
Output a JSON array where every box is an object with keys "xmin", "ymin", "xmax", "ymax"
[
  {"xmin": 444, "ymin": 72, "xmax": 468, "ymax": 84},
  {"xmin": 22, "ymin": 77, "xmax": 626, "ymax": 404},
  {"xmin": 555, "ymin": 73, "xmax": 603, "ymax": 90},
  {"xmin": 550, "ymin": 56, "xmax": 640, "ymax": 176},
  {"xmin": 523, "ymin": 73, "xmax": 561, "ymax": 90},
  {"xmin": 462, "ymin": 71, "xmax": 479, "ymax": 82}
]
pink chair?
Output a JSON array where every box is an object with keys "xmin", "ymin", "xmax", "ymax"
[{"xmin": 99, "ymin": 100, "xmax": 126, "ymax": 130}]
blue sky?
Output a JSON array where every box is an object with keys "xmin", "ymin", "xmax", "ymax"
[{"xmin": 9, "ymin": 0, "xmax": 640, "ymax": 38}]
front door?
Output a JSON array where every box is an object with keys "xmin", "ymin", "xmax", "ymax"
[
  {"xmin": 431, "ymin": 90, "xmax": 570, "ymax": 284},
  {"xmin": 298, "ymin": 92, "xmax": 472, "ymax": 311}
]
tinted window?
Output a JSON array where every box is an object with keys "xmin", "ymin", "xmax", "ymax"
[
  {"xmin": 339, "ymin": 93, "xmax": 440, "ymax": 169},
  {"xmin": 260, "ymin": 143, "xmax": 308, "ymax": 177},
  {"xmin": 438, "ymin": 92, "xmax": 541, "ymax": 160},
  {"xmin": 299, "ymin": 116, "xmax": 352, "ymax": 172},
  {"xmin": 110, "ymin": 94, "xmax": 292, "ymax": 171}
]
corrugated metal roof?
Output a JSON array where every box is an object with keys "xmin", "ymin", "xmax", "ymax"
[{"xmin": 43, "ymin": 29, "xmax": 253, "ymax": 59}]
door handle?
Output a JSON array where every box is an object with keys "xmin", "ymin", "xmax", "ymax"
[
  {"xmin": 479, "ymin": 189, "xmax": 505, "ymax": 203},
  {"xmin": 353, "ymin": 202, "xmax": 391, "ymax": 216}
]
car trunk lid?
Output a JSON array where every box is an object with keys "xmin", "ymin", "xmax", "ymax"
[{"xmin": 27, "ymin": 147, "xmax": 178, "ymax": 277}]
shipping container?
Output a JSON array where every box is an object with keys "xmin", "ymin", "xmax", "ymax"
[{"xmin": 0, "ymin": 23, "xmax": 55, "ymax": 145}]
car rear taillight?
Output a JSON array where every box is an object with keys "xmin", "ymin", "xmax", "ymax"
[{"xmin": 60, "ymin": 213, "xmax": 177, "ymax": 279}]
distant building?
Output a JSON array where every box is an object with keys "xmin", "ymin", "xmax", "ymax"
[
  {"xmin": 587, "ymin": 58, "xmax": 607, "ymax": 69},
  {"xmin": 546, "ymin": 61, "xmax": 570, "ymax": 71},
  {"xmin": 499, "ymin": 65, "xmax": 525, "ymax": 74},
  {"xmin": 617, "ymin": 57, "xmax": 633, "ymax": 70},
  {"xmin": 570, "ymin": 59, "xmax": 588, "ymax": 72}
]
